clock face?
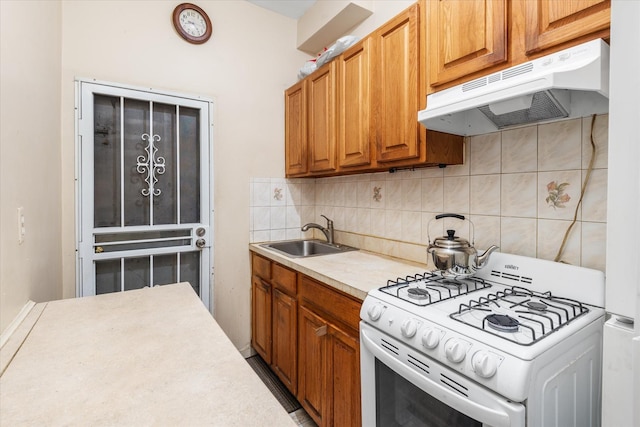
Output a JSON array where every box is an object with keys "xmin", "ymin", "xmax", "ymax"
[
  {"xmin": 172, "ymin": 3, "xmax": 212, "ymax": 44},
  {"xmin": 179, "ymin": 9, "xmax": 207, "ymax": 37}
]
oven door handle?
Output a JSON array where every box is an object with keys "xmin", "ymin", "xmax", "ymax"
[{"xmin": 361, "ymin": 328, "xmax": 525, "ymax": 427}]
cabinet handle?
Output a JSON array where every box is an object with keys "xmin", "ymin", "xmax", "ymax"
[
  {"xmin": 260, "ymin": 280, "xmax": 270, "ymax": 293},
  {"xmin": 315, "ymin": 325, "xmax": 328, "ymax": 337}
]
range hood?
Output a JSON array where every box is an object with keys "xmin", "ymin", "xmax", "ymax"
[{"xmin": 418, "ymin": 39, "xmax": 610, "ymax": 136}]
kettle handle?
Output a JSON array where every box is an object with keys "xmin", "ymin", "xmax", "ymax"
[
  {"xmin": 427, "ymin": 213, "xmax": 475, "ymax": 245},
  {"xmin": 435, "ymin": 213, "xmax": 465, "ymax": 221}
]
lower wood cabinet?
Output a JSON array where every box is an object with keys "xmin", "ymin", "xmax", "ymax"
[
  {"xmin": 251, "ymin": 252, "xmax": 362, "ymax": 427},
  {"xmin": 251, "ymin": 254, "xmax": 298, "ymax": 393},
  {"xmin": 251, "ymin": 275, "xmax": 272, "ymax": 364},
  {"xmin": 297, "ymin": 276, "xmax": 361, "ymax": 427},
  {"xmin": 298, "ymin": 305, "xmax": 361, "ymax": 427},
  {"xmin": 272, "ymin": 288, "xmax": 297, "ymax": 393}
]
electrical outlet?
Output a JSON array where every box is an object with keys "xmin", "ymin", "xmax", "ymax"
[{"xmin": 17, "ymin": 207, "xmax": 25, "ymax": 244}]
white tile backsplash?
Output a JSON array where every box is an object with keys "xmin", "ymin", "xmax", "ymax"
[{"xmin": 249, "ymin": 115, "xmax": 608, "ymax": 270}]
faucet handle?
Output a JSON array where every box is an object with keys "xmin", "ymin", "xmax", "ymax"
[{"xmin": 321, "ymin": 214, "xmax": 333, "ymax": 227}]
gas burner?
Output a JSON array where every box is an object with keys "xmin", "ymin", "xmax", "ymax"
[
  {"xmin": 407, "ymin": 288, "xmax": 430, "ymax": 300},
  {"xmin": 526, "ymin": 301, "xmax": 548, "ymax": 312},
  {"xmin": 486, "ymin": 314, "xmax": 520, "ymax": 333},
  {"xmin": 379, "ymin": 272, "xmax": 491, "ymax": 306}
]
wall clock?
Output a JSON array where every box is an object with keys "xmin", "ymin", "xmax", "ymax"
[{"xmin": 172, "ymin": 3, "xmax": 212, "ymax": 44}]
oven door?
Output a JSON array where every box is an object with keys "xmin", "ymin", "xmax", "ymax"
[{"xmin": 360, "ymin": 322, "xmax": 525, "ymax": 427}]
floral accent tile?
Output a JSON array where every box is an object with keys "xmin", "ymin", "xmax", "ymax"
[
  {"xmin": 538, "ymin": 170, "xmax": 581, "ymax": 220},
  {"xmin": 270, "ymin": 180, "xmax": 286, "ymax": 206},
  {"xmin": 545, "ymin": 181, "xmax": 571, "ymax": 209},
  {"xmin": 373, "ymin": 186, "xmax": 382, "ymax": 202},
  {"xmin": 273, "ymin": 187, "xmax": 283, "ymax": 201}
]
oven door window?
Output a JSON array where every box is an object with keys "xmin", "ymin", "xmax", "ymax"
[{"xmin": 376, "ymin": 358, "xmax": 481, "ymax": 427}]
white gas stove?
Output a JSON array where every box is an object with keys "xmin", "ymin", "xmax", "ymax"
[{"xmin": 360, "ymin": 252, "xmax": 605, "ymax": 427}]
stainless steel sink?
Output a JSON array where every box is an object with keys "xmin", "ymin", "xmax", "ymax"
[{"xmin": 261, "ymin": 239, "xmax": 358, "ymax": 258}]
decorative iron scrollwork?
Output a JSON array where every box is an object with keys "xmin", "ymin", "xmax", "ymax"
[{"xmin": 137, "ymin": 133, "xmax": 166, "ymax": 197}]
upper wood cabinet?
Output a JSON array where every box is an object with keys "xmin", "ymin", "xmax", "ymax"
[
  {"xmin": 427, "ymin": 0, "xmax": 508, "ymax": 88},
  {"xmin": 426, "ymin": 0, "xmax": 611, "ymax": 94},
  {"xmin": 337, "ymin": 38, "xmax": 372, "ymax": 170},
  {"xmin": 371, "ymin": 3, "xmax": 421, "ymax": 163},
  {"xmin": 523, "ymin": 0, "xmax": 611, "ymax": 55},
  {"xmin": 284, "ymin": 1, "xmax": 464, "ymax": 178},
  {"xmin": 284, "ymin": 80, "xmax": 307, "ymax": 176},
  {"xmin": 308, "ymin": 62, "xmax": 338, "ymax": 174}
]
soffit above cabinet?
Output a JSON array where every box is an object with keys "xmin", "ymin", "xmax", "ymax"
[{"xmin": 297, "ymin": 1, "xmax": 373, "ymax": 55}]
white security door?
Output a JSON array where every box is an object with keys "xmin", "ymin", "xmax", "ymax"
[{"xmin": 77, "ymin": 80, "xmax": 213, "ymax": 309}]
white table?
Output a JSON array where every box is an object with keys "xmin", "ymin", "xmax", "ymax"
[{"xmin": 0, "ymin": 283, "xmax": 296, "ymax": 426}]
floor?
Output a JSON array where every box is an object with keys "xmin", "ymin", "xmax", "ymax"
[{"xmin": 246, "ymin": 355, "xmax": 317, "ymax": 427}]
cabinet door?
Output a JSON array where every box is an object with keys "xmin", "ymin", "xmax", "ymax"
[
  {"xmin": 372, "ymin": 3, "xmax": 421, "ymax": 163},
  {"xmin": 272, "ymin": 289, "xmax": 297, "ymax": 395},
  {"xmin": 251, "ymin": 276, "xmax": 272, "ymax": 364},
  {"xmin": 524, "ymin": 0, "xmax": 610, "ymax": 55},
  {"xmin": 308, "ymin": 63, "xmax": 337, "ymax": 173},
  {"xmin": 328, "ymin": 324, "xmax": 361, "ymax": 427},
  {"xmin": 337, "ymin": 39, "xmax": 371, "ymax": 169},
  {"xmin": 427, "ymin": 0, "xmax": 507, "ymax": 89},
  {"xmin": 285, "ymin": 80, "xmax": 308, "ymax": 176},
  {"xmin": 297, "ymin": 305, "xmax": 327, "ymax": 426}
]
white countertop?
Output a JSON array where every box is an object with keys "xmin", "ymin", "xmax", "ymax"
[
  {"xmin": 250, "ymin": 243, "xmax": 430, "ymax": 300},
  {"xmin": 0, "ymin": 283, "xmax": 296, "ymax": 426}
]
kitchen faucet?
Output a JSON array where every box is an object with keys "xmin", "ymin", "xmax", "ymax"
[{"xmin": 301, "ymin": 215, "xmax": 334, "ymax": 244}]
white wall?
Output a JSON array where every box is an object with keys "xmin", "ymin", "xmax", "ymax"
[
  {"xmin": 0, "ymin": 1, "xmax": 63, "ymax": 331},
  {"xmin": 0, "ymin": 0, "xmax": 427, "ymax": 352},
  {"xmin": 58, "ymin": 0, "xmax": 309, "ymax": 353}
]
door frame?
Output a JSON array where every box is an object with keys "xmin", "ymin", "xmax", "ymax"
[{"xmin": 74, "ymin": 78, "xmax": 215, "ymax": 309}]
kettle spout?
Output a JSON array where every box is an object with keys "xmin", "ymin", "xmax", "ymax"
[{"xmin": 476, "ymin": 245, "xmax": 499, "ymax": 269}]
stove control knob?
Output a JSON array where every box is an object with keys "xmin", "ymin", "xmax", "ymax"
[
  {"xmin": 421, "ymin": 328, "xmax": 440, "ymax": 349},
  {"xmin": 444, "ymin": 339, "xmax": 468, "ymax": 363},
  {"xmin": 472, "ymin": 351, "xmax": 499, "ymax": 378},
  {"xmin": 367, "ymin": 303, "xmax": 384, "ymax": 322},
  {"xmin": 400, "ymin": 318, "xmax": 418, "ymax": 338}
]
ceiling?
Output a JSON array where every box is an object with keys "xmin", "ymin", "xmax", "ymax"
[{"xmin": 246, "ymin": 0, "xmax": 317, "ymax": 19}]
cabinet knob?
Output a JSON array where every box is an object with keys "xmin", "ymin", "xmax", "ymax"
[{"xmin": 315, "ymin": 325, "xmax": 328, "ymax": 337}]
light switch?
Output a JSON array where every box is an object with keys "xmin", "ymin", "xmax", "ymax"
[{"xmin": 17, "ymin": 207, "xmax": 25, "ymax": 244}]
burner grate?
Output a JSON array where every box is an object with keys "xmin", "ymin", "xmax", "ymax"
[
  {"xmin": 379, "ymin": 272, "xmax": 491, "ymax": 306},
  {"xmin": 450, "ymin": 286, "xmax": 590, "ymax": 346}
]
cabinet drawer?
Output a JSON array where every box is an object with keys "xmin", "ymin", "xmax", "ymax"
[
  {"xmin": 252, "ymin": 254, "xmax": 271, "ymax": 281},
  {"xmin": 272, "ymin": 263, "xmax": 297, "ymax": 295},
  {"xmin": 299, "ymin": 276, "xmax": 361, "ymax": 332}
]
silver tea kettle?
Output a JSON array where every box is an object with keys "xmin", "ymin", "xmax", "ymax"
[{"xmin": 427, "ymin": 214, "xmax": 499, "ymax": 279}]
